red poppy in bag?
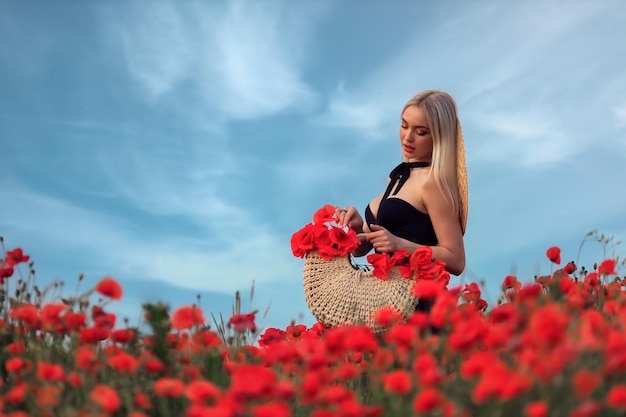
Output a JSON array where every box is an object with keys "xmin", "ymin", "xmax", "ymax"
[
  {"xmin": 327, "ymin": 226, "xmax": 360, "ymax": 255},
  {"xmin": 313, "ymin": 204, "xmax": 337, "ymax": 224},
  {"xmin": 410, "ymin": 246, "xmax": 433, "ymax": 272},
  {"xmin": 290, "ymin": 223, "xmax": 318, "ymax": 258},
  {"xmin": 367, "ymin": 253, "xmax": 394, "ymax": 280}
]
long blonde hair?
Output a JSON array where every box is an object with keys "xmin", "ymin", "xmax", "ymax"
[{"xmin": 402, "ymin": 90, "xmax": 462, "ymax": 220}]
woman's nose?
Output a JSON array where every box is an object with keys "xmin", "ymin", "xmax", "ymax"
[{"xmin": 403, "ymin": 130, "xmax": 413, "ymax": 142}]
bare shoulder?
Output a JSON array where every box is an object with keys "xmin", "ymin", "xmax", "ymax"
[{"xmin": 422, "ymin": 172, "xmax": 451, "ymax": 211}]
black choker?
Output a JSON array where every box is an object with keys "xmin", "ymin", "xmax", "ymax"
[{"xmin": 384, "ymin": 161, "xmax": 431, "ymax": 198}]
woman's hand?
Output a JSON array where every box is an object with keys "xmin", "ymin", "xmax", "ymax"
[
  {"xmin": 335, "ymin": 206, "xmax": 364, "ymax": 231},
  {"xmin": 366, "ymin": 224, "xmax": 402, "ymax": 253}
]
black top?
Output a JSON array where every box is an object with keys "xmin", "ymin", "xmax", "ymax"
[{"xmin": 364, "ymin": 161, "xmax": 438, "ymax": 248}]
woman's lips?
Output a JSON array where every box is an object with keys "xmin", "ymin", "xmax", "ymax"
[{"xmin": 403, "ymin": 145, "xmax": 414, "ymax": 153}]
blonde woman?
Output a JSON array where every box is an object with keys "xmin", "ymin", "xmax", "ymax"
[{"xmin": 336, "ymin": 90, "xmax": 468, "ymax": 277}]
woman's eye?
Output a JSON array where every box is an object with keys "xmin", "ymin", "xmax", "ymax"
[
  {"xmin": 401, "ymin": 124, "xmax": 408, "ymax": 129},
  {"xmin": 416, "ymin": 131, "xmax": 427, "ymax": 136}
]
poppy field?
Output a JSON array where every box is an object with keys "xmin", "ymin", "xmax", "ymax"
[{"xmin": 2, "ymin": 208, "xmax": 626, "ymax": 417}]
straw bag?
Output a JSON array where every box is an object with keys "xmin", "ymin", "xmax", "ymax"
[{"xmin": 303, "ymin": 250, "xmax": 419, "ymax": 333}]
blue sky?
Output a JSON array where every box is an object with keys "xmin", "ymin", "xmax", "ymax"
[{"xmin": 1, "ymin": 0, "xmax": 625, "ymax": 332}]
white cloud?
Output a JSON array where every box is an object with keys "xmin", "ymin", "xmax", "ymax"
[
  {"xmin": 0, "ymin": 182, "xmax": 297, "ymax": 294},
  {"xmin": 98, "ymin": 0, "xmax": 319, "ymax": 120},
  {"xmin": 314, "ymin": 2, "xmax": 626, "ymax": 168}
]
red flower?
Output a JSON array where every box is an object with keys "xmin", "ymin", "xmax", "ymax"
[
  {"xmin": 185, "ymin": 380, "xmax": 221, "ymax": 403},
  {"xmin": 502, "ymin": 275, "xmax": 521, "ymax": 292},
  {"xmin": 40, "ymin": 303, "xmax": 67, "ymax": 329},
  {"xmin": 584, "ymin": 272, "xmax": 599, "ymax": 288},
  {"xmin": 252, "ymin": 402, "xmax": 291, "ymax": 417},
  {"xmin": 382, "ymin": 370, "xmax": 412, "ymax": 395},
  {"xmin": 413, "ymin": 388, "xmax": 444, "ymax": 414},
  {"xmin": 412, "ymin": 279, "xmax": 444, "ymax": 300},
  {"xmin": 573, "ymin": 370, "xmax": 601, "ymax": 398},
  {"xmin": 111, "ymin": 328, "xmax": 136, "ymax": 343},
  {"xmin": 313, "ymin": 204, "xmax": 337, "ymax": 224},
  {"xmin": 154, "ymin": 378, "xmax": 185, "ymax": 397},
  {"xmin": 95, "ymin": 276, "xmax": 123, "ymax": 300},
  {"xmin": 37, "ymin": 361, "xmax": 65, "ymax": 382},
  {"xmin": 598, "ymin": 259, "xmax": 618, "ymax": 276},
  {"xmin": 229, "ymin": 313, "xmax": 257, "ymax": 333},
  {"xmin": 409, "ymin": 246, "xmax": 433, "ymax": 271},
  {"xmin": 230, "ymin": 365, "xmax": 277, "ymax": 400},
  {"xmin": 607, "ymin": 384, "xmax": 626, "ymax": 409},
  {"xmin": 525, "ymin": 401, "xmax": 548, "ymax": 417},
  {"xmin": 6, "ymin": 357, "xmax": 30, "ymax": 374},
  {"xmin": 79, "ymin": 326, "xmax": 109, "ymax": 344},
  {"xmin": 9, "ymin": 304, "xmax": 39, "ymax": 328},
  {"xmin": 171, "ymin": 305, "xmax": 205, "ymax": 330},
  {"xmin": 145, "ymin": 358, "xmax": 165, "ymax": 373},
  {"xmin": 4, "ymin": 248, "xmax": 30, "ymax": 267},
  {"xmin": 564, "ymin": 261, "xmax": 577, "ymax": 274},
  {"xmin": 0, "ymin": 266, "xmax": 14, "ymax": 280},
  {"xmin": 463, "ymin": 283, "xmax": 481, "ymax": 302},
  {"xmin": 367, "ymin": 253, "xmax": 394, "ymax": 279},
  {"xmin": 371, "ymin": 306, "xmax": 403, "ymax": 327},
  {"xmin": 290, "ymin": 223, "xmax": 318, "ymax": 257},
  {"xmin": 76, "ymin": 347, "xmax": 99, "ymax": 371},
  {"xmin": 327, "ymin": 226, "xmax": 360, "ymax": 255},
  {"xmin": 546, "ymin": 246, "xmax": 561, "ymax": 264},
  {"xmin": 108, "ymin": 351, "xmax": 139, "ymax": 373},
  {"xmin": 90, "ymin": 384, "xmax": 121, "ymax": 413}
]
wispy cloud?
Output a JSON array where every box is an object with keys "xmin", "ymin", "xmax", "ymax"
[
  {"xmin": 0, "ymin": 182, "xmax": 296, "ymax": 294},
  {"xmin": 98, "ymin": 0, "xmax": 320, "ymax": 120},
  {"xmin": 315, "ymin": 2, "xmax": 626, "ymax": 168}
]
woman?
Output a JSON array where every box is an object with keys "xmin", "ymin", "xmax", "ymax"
[{"xmin": 335, "ymin": 90, "xmax": 467, "ymax": 276}]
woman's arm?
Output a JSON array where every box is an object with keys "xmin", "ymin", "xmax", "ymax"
[{"xmin": 422, "ymin": 177, "xmax": 465, "ymax": 275}]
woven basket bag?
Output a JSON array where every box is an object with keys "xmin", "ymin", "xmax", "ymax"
[{"xmin": 303, "ymin": 250, "xmax": 418, "ymax": 333}]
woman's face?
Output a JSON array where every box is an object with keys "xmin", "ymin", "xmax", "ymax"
[{"xmin": 399, "ymin": 105, "xmax": 433, "ymax": 163}]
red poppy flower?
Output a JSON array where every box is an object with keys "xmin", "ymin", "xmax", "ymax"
[
  {"xmin": 95, "ymin": 276, "xmax": 123, "ymax": 300},
  {"xmin": 111, "ymin": 328, "xmax": 136, "ymax": 344},
  {"xmin": 154, "ymin": 377, "xmax": 185, "ymax": 397},
  {"xmin": 90, "ymin": 384, "xmax": 121, "ymax": 413},
  {"xmin": 4, "ymin": 248, "xmax": 30, "ymax": 267},
  {"xmin": 76, "ymin": 346, "xmax": 99, "ymax": 371},
  {"xmin": 327, "ymin": 226, "xmax": 360, "ymax": 255},
  {"xmin": 410, "ymin": 246, "xmax": 433, "ymax": 271},
  {"xmin": 5, "ymin": 357, "xmax": 30, "ymax": 374},
  {"xmin": 598, "ymin": 259, "xmax": 618, "ymax": 276},
  {"xmin": 185, "ymin": 380, "xmax": 221, "ymax": 403},
  {"xmin": 502, "ymin": 275, "xmax": 521, "ymax": 292},
  {"xmin": 252, "ymin": 402, "xmax": 291, "ymax": 417},
  {"xmin": 313, "ymin": 204, "xmax": 337, "ymax": 224},
  {"xmin": 0, "ymin": 266, "xmax": 14, "ymax": 280},
  {"xmin": 171, "ymin": 305, "xmax": 205, "ymax": 330},
  {"xmin": 573, "ymin": 370, "xmax": 601, "ymax": 398},
  {"xmin": 382, "ymin": 369, "xmax": 412, "ymax": 395},
  {"xmin": 37, "ymin": 361, "xmax": 65, "ymax": 382},
  {"xmin": 367, "ymin": 253, "xmax": 394, "ymax": 280},
  {"xmin": 546, "ymin": 246, "xmax": 561, "ymax": 264},
  {"xmin": 108, "ymin": 351, "xmax": 140, "ymax": 373},
  {"xmin": 413, "ymin": 388, "xmax": 444, "ymax": 414},
  {"xmin": 564, "ymin": 261, "xmax": 577, "ymax": 274},
  {"xmin": 412, "ymin": 279, "xmax": 444, "ymax": 300},
  {"xmin": 134, "ymin": 392, "xmax": 152, "ymax": 409},
  {"xmin": 525, "ymin": 401, "xmax": 548, "ymax": 417},
  {"xmin": 229, "ymin": 313, "xmax": 257, "ymax": 333},
  {"xmin": 607, "ymin": 384, "xmax": 626, "ymax": 409},
  {"xmin": 371, "ymin": 306, "xmax": 403, "ymax": 327},
  {"xmin": 230, "ymin": 365, "xmax": 277, "ymax": 400},
  {"xmin": 290, "ymin": 223, "xmax": 318, "ymax": 257},
  {"xmin": 144, "ymin": 358, "xmax": 165, "ymax": 373},
  {"xmin": 5, "ymin": 382, "xmax": 27, "ymax": 404},
  {"xmin": 9, "ymin": 304, "xmax": 40, "ymax": 328}
]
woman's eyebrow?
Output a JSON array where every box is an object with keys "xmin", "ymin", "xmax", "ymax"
[{"xmin": 401, "ymin": 118, "xmax": 429, "ymax": 129}]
